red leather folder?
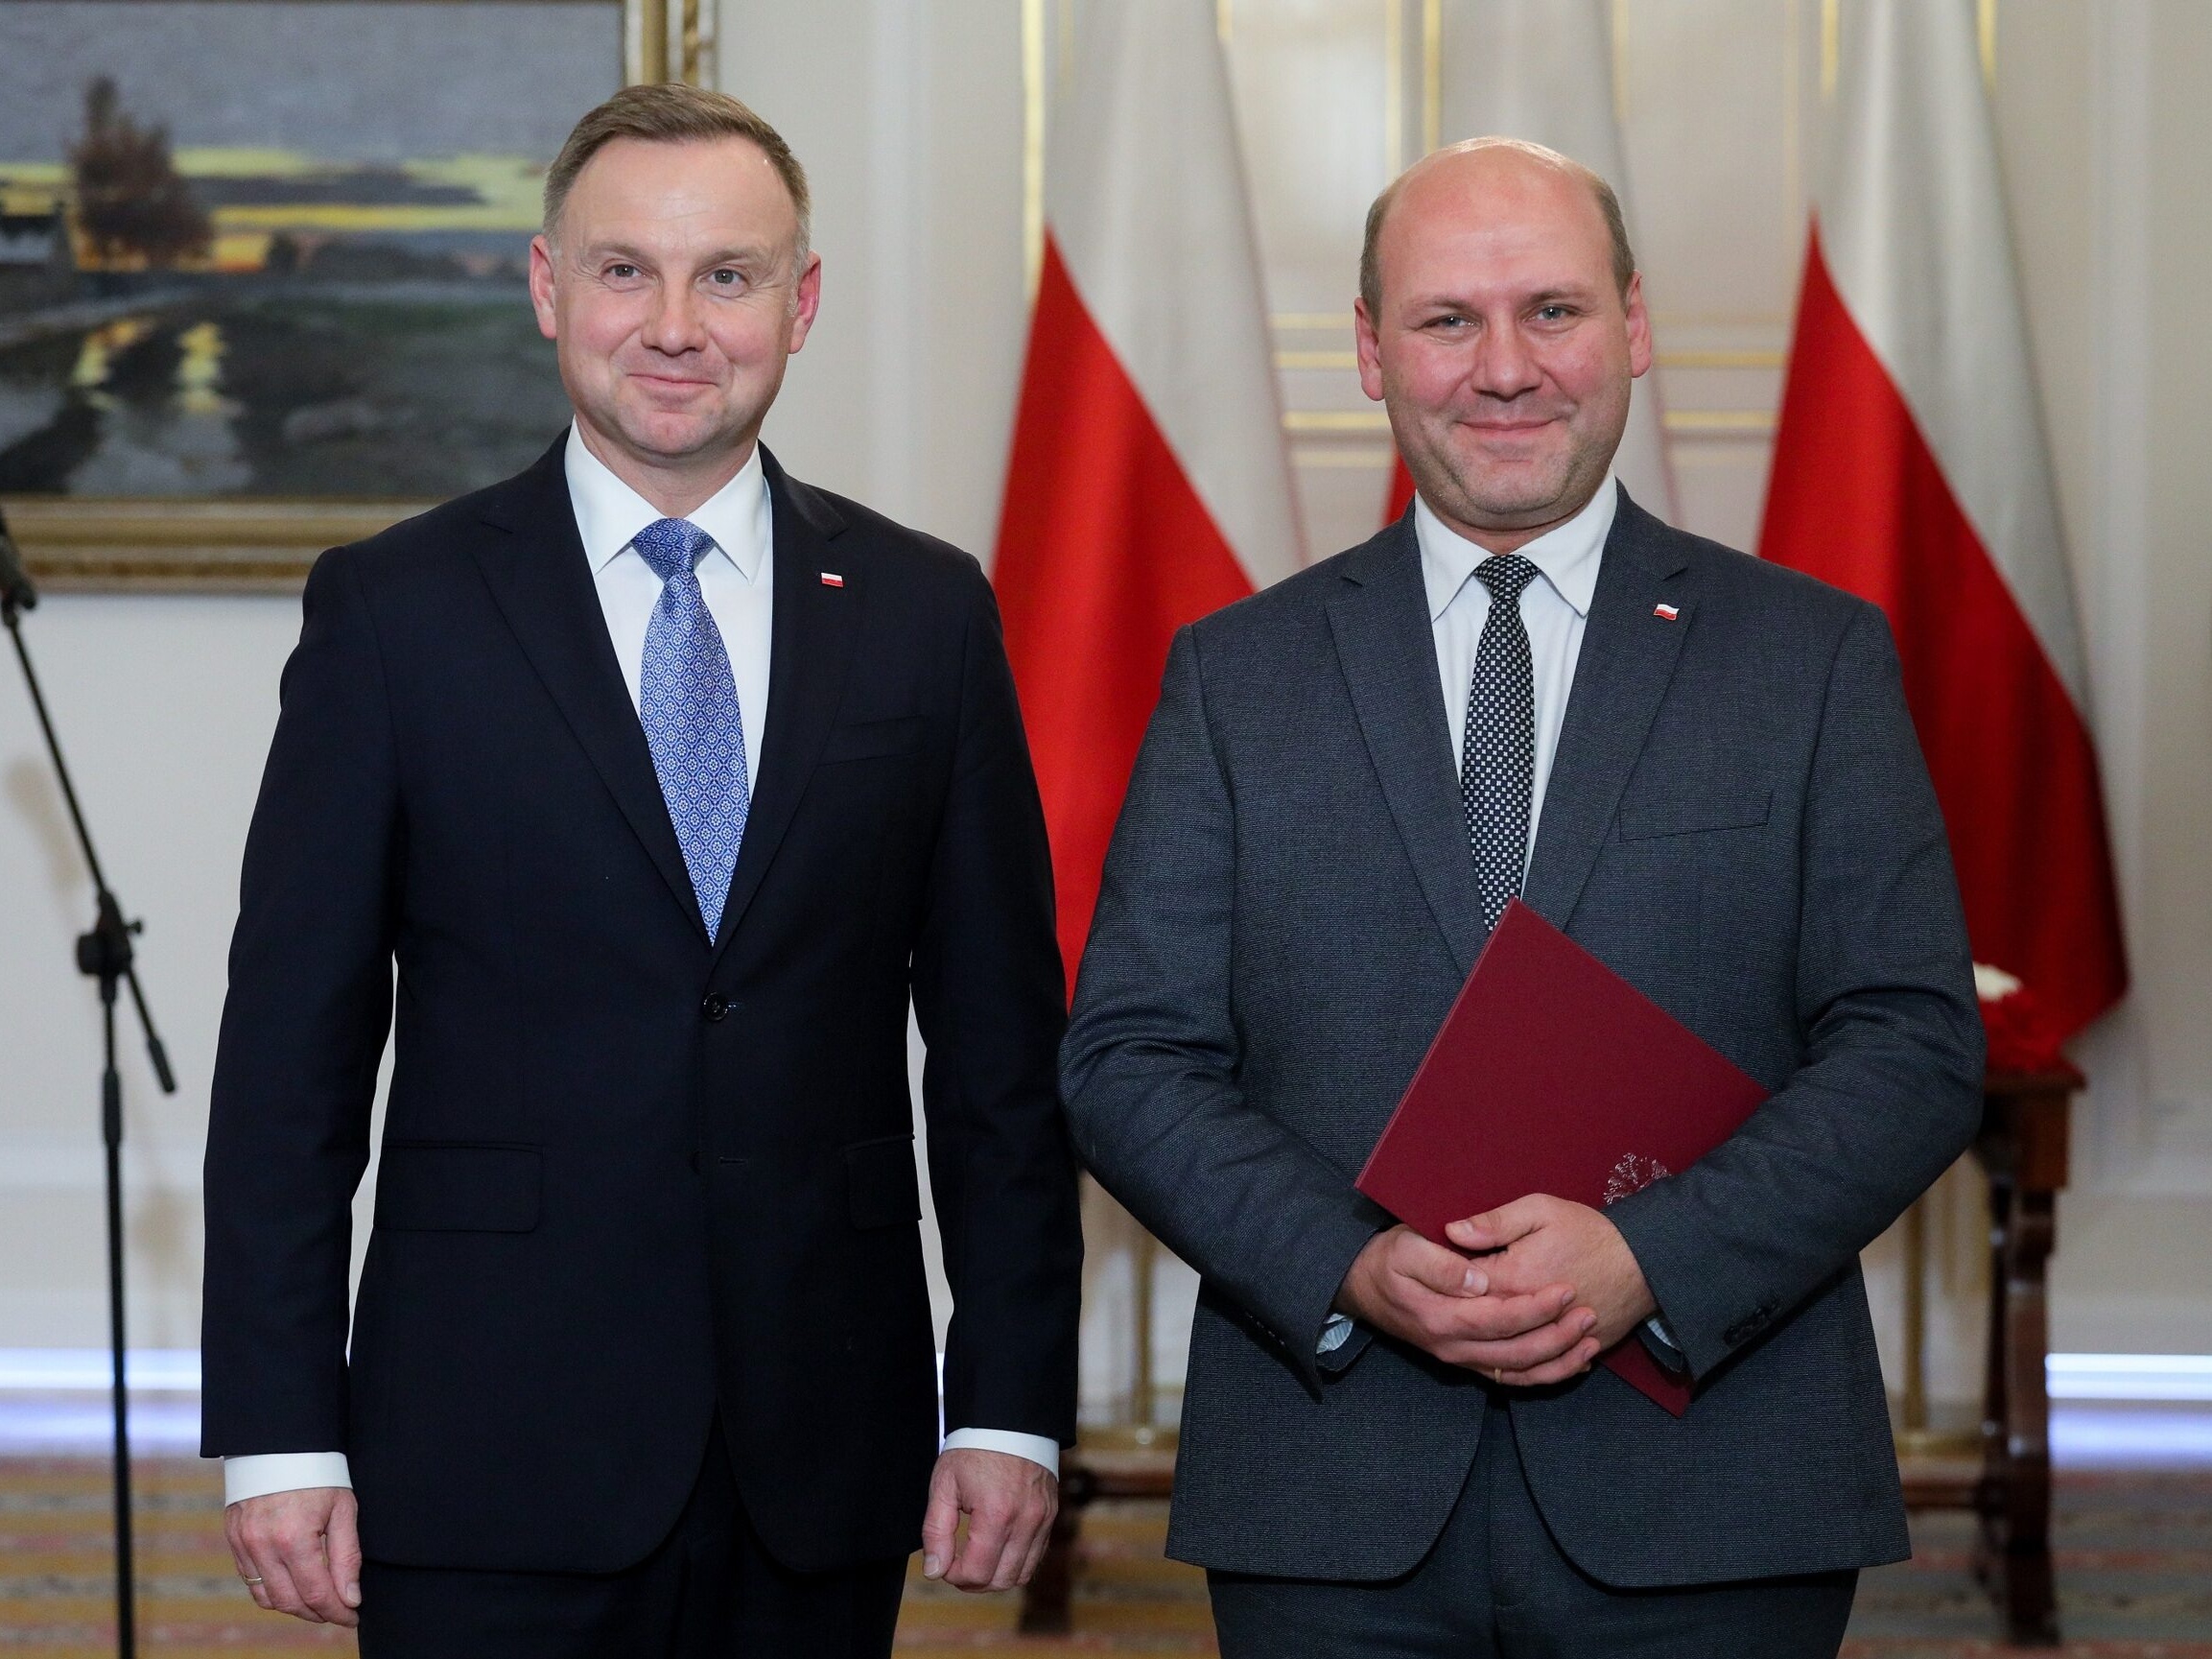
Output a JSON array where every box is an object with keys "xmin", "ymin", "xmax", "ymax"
[{"xmin": 1353, "ymin": 898, "xmax": 1768, "ymax": 1414}]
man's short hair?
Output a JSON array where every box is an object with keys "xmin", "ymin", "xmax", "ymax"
[
  {"xmin": 543, "ymin": 83, "xmax": 812, "ymax": 268},
  {"xmin": 1358, "ymin": 136, "xmax": 1635, "ymax": 320}
]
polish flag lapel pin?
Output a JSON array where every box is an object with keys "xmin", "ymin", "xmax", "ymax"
[
  {"xmin": 1653, "ymin": 603, "xmax": 1680, "ymax": 622},
  {"xmin": 820, "ymin": 572, "xmax": 845, "ymax": 588}
]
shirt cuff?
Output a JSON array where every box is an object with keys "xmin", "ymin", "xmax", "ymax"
[
  {"xmin": 941, "ymin": 1428, "xmax": 1060, "ymax": 1478},
  {"xmin": 1642, "ymin": 1313, "xmax": 1688, "ymax": 1370},
  {"xmin": 224, "ymin": 1452, "xmax": 354, "ymax": 1506},
  {"xmin": 1318, "ymin": 1312, "xmax": 1355, "ymax": 1354},
  {"xmin": 228, "ymin": 1433, "xmax": 1060, "ymax": 1500}
]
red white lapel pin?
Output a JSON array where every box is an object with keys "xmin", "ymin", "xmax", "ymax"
[
  {"xmin": 1653, "ymin": 603, "xmax": 1680, "ymax": 622},
  {"xmin": 819, "ymin": 572, "xmax": 845, "ymax": 588}
]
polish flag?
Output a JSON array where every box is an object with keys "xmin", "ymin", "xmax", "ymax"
[
  {"xmin": 1384, "ymin": 0, "xmax": 1675, "ymax": 526},
  {"xmin": 1760, "ymin": 0, "xmax": 2125, "ymax": 1046},
  {"xmin": 994, "ymin": 0, "xmax": 1302, "ymax": 989}
]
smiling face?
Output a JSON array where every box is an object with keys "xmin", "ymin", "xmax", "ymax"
[
  {"xmin": 529, "ymin": 134, "xmax": 819, "ymax": 510},
  {"xmin": 1355, "ymin": 146, "xmax": 1650, "ymax": 552}
]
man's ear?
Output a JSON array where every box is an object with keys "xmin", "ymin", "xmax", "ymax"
[
  {"xmin": 1623, "ymin": 271, "xmax": 1653, "ymax": 380},
  {"xmin": 785, "ymin": 249, "xmax": 824, "ymax": 355},
  {"xmin": 529, "ymin": 235, "xmax": 559, "ymax": 343},
  {"xmin": 1353, "ymin": 296, "xmax": 1387, "ymax": 404}
]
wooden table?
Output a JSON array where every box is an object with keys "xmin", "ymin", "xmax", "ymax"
[
  {"xmin": 1019, "ymin": 1436, "xmax": 1178, "ymax": 1635},
  {"xmin": 1899, "ymin": 1066, "xmax": 2079, "ymax": 1647}
]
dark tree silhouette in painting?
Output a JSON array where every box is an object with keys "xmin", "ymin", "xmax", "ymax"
[{"xmin": 69, "ymin": 77, "xmax": 213, "ymax": 269}]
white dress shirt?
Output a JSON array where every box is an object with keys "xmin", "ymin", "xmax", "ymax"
[
  {"xmin": 225, "ymin": 427, "xmax": 1055, "ymax": 1505},
  {"xmin": 567, "ymin": 425, "xmax": 775, "ymax": 755},
  {"xmin": 1416, "ymin": 480, "xmax": 1612, "ymax": 863},
  {"xmin": 1320, "ymin": 480, "xmax": 1628, "ymax": 1359}
]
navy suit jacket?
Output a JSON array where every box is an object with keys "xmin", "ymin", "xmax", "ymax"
[
  {"xmin": 201, "ymin": 438, "xmax": 1081, "ymax": 1574},
  {"xmin": 1064, "ymin": 491, "xmax": 1983, "ymax": 1586}
]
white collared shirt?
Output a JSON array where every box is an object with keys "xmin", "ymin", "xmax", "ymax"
[
  {"xmin": 1415, "ymin": 478, "xmax": 1614, "ymax": 872},
  {"xmin": 1324, "ymin": 480, "xmax": 1676, "ymax": 1365},
  {"xmin": 566, "ymin": 424, "xmax": 774, "ymax": 784},
  {"xmin": 223, "ymin": 427, "xmax": 1058, "ymax": 1506}
]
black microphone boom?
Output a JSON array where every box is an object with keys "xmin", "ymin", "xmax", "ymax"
[
  {"xmin": 2, "ymin": 507, "xmax": 176, "ymax": 1659},
  {"xmin": 0, "ymin": 505, "xmax": 39, "ymax": 616}
]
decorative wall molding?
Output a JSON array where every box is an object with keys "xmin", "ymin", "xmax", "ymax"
[
  {"xmin": 2079, "ymin": 0, "xmax": 2160, "ymax": 1194},
  {"xmin": 7, "ymin": 498, "xmax": 412, "ymax": 593}
]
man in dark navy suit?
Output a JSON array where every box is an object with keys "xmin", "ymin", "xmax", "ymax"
[{"xmin": 201, "ymin": 84, "xmax": 1080, "ymax": 1656}]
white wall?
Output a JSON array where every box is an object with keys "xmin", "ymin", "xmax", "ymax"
[
  {"xmin": 1, "ymin": 4, "xmax": 2206, "ymax": 1434},
  {"xmin": 0, "ymin": 594, "xmax": 297, "ymax": 1349},
  {"xmin": 2048, "ymin": 0, "xmax": 2212, "ymax": 1355},
  {"xmin": 718, "ymin": 0, "xmax": 1027, "ymax": 556}
]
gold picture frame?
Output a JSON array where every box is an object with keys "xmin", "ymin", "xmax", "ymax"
[{"xmin": 0, "ymin": 0, "xmax": 716, "ymax": 593}]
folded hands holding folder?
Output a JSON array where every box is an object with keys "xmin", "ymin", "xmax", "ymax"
[
  {"xmin": 1334, "ymin": 1188, "xmax": 1651, "ymax": 1391},
  {"xmin": 1343, "ymin": 899, "xmax": 1769, "ymax": 1413}
]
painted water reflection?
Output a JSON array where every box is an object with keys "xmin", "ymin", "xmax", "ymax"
[
  {"xmin": 0, "ymin": 0, "xmax": 618, "ymax": 500},
  {"xmin": 0, "ymin": 280, "xmax": 571, "ymax": 496}
]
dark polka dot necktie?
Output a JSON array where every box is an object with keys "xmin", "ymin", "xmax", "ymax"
[{"xmin": 1461, "ymin": 555, "xmax": 1541, "ymax": 935}]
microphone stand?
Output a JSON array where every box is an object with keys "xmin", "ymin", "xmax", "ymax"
[{"xmin": 2, "ymin": 538, "xmax": 176, "ymax": 1659}]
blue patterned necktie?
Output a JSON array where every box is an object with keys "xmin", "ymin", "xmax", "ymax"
[
  {"xmin": 1461, "ymin": 554, "xmax": 1541, "ymax": 935},
  {"xmin": 632, "ymin": 517, "xmax": 750, "ymax": 935}
]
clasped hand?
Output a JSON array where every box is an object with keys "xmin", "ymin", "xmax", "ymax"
[{"xmin": 1334, "ymin": 1194, "xmax": 1658, "ymax": 1386}]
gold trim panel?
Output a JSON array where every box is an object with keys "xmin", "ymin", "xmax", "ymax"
[
  {"xmin": 1383, "ymin": 0, "xmax": 1404, "ymax": 178},
  {"xmin": 1283, "ymin": 410, "xmax": 1392, "ymax": 434},
  {"xmin": 627, "ymin": 0, "xmax": 713, "ymax": 88},
  {"xmin": 1422, "ymin": 0, "xmax": 1441, "ymax": 155},
  {"xmin": 1661, "ymin": 410, "xmax": 1777, "ymax": 436},
  {"xmin": 1292, "ymin": 445, "xmax": 1397, "ymax": 468},
  {"xmin": 6, "ymin": 498, "xmax": 427, "ymax": 593},
  {"xmin": 1656, "ymin": 348, "xmax": 1786, "ymax": 368},
  {"xmin": 1023, "ymin": 0, "xmax": 1046, "ymax": 294}
]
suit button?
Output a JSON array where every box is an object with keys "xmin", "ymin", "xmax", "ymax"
[
  {"xmin": 1724, "ymin": 1306, "xmax": 1775, "ymax": 1347},
  {"xmin": 700, "ymin": 994, "xmax": 729, "ymax": 1022}
]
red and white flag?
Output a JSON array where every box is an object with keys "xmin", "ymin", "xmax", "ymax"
[
  {"xmin": 1760, "ymin": 0, "xmax": 2126, "ymax": 1047},
  {"xmin": 1385, "ymin": 0, "xmax": 1675, "ymax": 526},
  {"xmin": 994, "ymin": 0, "xmax": 1302, "ymax": 989}
]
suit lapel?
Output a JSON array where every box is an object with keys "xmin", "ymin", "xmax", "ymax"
[
  {"xmin": 1521, "ymin": 490, "xmax": 1695, "ymax": 931},
  {"xmin": 1327, "ymin": 521, "xmax": 1487, "ymax": 978},
  {"xmin": 471, "ymin": 439, "xmax": 707, "ymax": 940},
  {"xmin": 708, "ymin": 450, "xmax": 859, "ymax": 958}
]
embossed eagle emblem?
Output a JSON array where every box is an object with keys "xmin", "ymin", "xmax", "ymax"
[{"xmin": 1602, "ymin": 1152, "xmax": 1672, "ymax": 1207}]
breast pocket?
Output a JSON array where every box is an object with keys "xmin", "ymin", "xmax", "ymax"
[
  {"xmin": 374, "ymin": 1142, "xmax": 541, "ymax": 1233},
  {"xmin": 1616, "ymin": 787, "xmax": 1773, "ymax": 841}
]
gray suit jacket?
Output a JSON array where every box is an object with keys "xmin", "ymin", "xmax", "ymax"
[{"xmin": 1061, "ymin": 491, "xmax": 1983, "ymax": 1588}]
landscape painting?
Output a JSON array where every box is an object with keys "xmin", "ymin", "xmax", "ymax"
[{"xmin": 0, "ymin": 0, "xmax": 629, "ymax": 510}]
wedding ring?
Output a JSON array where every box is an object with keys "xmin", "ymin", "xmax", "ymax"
[{"xmin": 242, "ymin": 1574, "xmax": 264, "ymax": 1585}]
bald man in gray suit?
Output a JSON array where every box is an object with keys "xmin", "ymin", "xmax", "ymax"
[{"xmin": 1062, "ymin": 138, "xmax": 1981, "ymax": 1656}]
